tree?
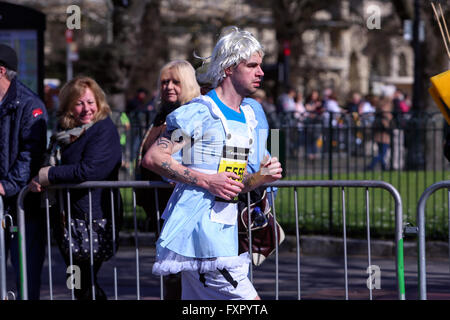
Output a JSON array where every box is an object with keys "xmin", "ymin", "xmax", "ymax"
[
  {"xmin": 74, "ymin": 0, "xmax": 167, "ymax": 110},
  {"xmin": 391, "ymin": 0, "xmax": 449, "ymax": 110},
  {"xmin": 244, "ymin": 0, "xmax": 360, "ymax": 99},
  {"xmin": 391, "ymin": 0, "xmax": 449, "ymax": 169}
]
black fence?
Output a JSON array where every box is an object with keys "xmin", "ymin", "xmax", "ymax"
[
  {"xmin": 48, "ymin": 110, "xmax": 450, "ymax": 239},
  {"xmin": 266, "ymin": 110, "xmax": 450, "ymax": 239}
]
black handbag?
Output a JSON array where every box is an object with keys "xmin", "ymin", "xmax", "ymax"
[{"xmin": 59, "ymin": 215, "xmax": 116, "ymax": 262}]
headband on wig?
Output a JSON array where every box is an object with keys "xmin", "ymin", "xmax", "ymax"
[{"xmin": 195, "ymin": 26, "xmax": 264, "ymax": 88}]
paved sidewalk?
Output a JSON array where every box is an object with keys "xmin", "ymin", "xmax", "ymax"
[{"xmin": 4, "ymin": 234, "xmax": 450, "ymax": 300}]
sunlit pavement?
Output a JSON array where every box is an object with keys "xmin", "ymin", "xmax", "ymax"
[{"xmin": 6, "ymin": 243, "xmax": 450, "ymax": 300}]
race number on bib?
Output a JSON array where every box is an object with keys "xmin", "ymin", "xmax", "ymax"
[
  {"xmin": 210, "ymin": 141, "xmax": 250, "ymax": 225},
  {"xmin": 216, "ymin": 145, "xmax": 249, "ymax": 203}
]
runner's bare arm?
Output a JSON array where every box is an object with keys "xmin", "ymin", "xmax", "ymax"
[
  {"xmin": 241, "ymin": 155, "xmax": 283, "ymax": 193},
  {"xmin": 142, "ymin": 129, "xmax": 245, "ymax": 200}
]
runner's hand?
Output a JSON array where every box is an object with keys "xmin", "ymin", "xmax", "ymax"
[
  {"xmin": 206, "ymin": 171, "xmax": 244, "ymax": 200},
  {"xmin": 260, "ymin": 155, "xmax": 282, "ymax": 183}
]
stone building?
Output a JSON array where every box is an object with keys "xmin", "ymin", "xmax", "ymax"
[
  {"xmin": 7, "ymin": 0, "xmax": 413, "ymax": 104},
  {"xmin": 161, "ymin": 0, "xmax": 414, "ymax": 103}
]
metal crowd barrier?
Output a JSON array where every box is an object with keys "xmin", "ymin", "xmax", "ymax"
[
  {"xmin": 0, "ymin": 195, "xmax": 5, "ymax": 300},
  {"xmin": 260, "ymin": 180, "xmax": 405, "ymax": 300},
  {"xmin": 416, "ymin": 180, "xmax": 450, "ymax": 300},
  {"xmin": 17, "ymin": 181, "xmax": 171, "ymax": 301},
  {"xmin": 15, "ymin": 180, "xmax": 405, "ymax": 300}
]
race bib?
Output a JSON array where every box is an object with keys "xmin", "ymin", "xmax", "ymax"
[
  {"xmin": 216, "ymin": 145, "xmax": 249, "ymax": 202},
  {"xmin": 210, "ymin": 145, "xmax": 249, "ymax": 225}
]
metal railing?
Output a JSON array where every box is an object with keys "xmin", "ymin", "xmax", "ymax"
[
  {"xmin": 0, "ymin": 196, "xmax": 5, "ymax": 300},
  {"xmin": 0, "ymin": 196, "xmax": 17, "ymax": 301},
  {"xmin": 416, "ymin": 180, "xmax": 450, "ymax": 300},
  {"xmin": 101, "ymin": 110, "xmax": 450, "ymax": 237},
  {"xmin": 17, "ymin": 181, "xmax": 171, "ymax": 301},
  {"xmin": 14, "ymin": 179, "xmax": 405, "ymax": 300},
  {"xmin": 272, "ymin": 111, "xmax": 449, "ymax": 238},
  {"xmin": 262, "ymin": 180, "xmax": 405, "ymax": 300}
]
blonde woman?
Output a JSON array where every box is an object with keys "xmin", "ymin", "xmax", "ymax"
[
  {"xmin": 138, "ymin": 60, "xmax": 201, "ymax": 156},
  {"xmin": 135, "ymin": 60, "xmax": 200, "ymax": 299}
]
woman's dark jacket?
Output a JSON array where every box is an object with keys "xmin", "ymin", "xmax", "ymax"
[{"xmin": 48, "ymin": 117, "xmax": 123, "ymax": 223}]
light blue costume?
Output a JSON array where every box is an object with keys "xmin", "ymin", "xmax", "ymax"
[
  {"xmin": 243, "ymin": 97, "xmax": 269, "ymax": 174},
  {"xmin": 243, "ymin": 97, "xmax": 278, "ymax": 203},
  {"xmin": 152, "ymin": 90, "xmax": 258, "ymax": 275}
]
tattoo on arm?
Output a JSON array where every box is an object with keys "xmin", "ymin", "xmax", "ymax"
[
  {"xmin": 156, "ymin": 129, "xmax": 175, "ymax": 149},
  {"xmin": 156, "ymin": 136, "xmax": 171, "ymax": 149},
  {"xmin": 161, "ymin": 161, "xmax": 198, "ymax": 185},
  {"xmin": 183, "ymin": 169, "xmax": 198, "ymax": 184},
  {"xmin": 242, "ymin": 173, "xmax": 256, "ymax": 189}
]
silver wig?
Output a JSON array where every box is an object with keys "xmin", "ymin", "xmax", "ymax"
[{"xmin": 196, "ymin": 26, "xmax": 264, "ymax": 88}]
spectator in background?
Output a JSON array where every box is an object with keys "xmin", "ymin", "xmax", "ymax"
[
  {"xmin": 322, "ymin": 88, "xmax": 332, "ymax": 106},
  {"xmin": 357, "ymin": 94, "xmax": 378, "ymax": 156},
  {"xmin": 346, "ymin": 92, "xmax": 369, "ymax": 156},
  {"xmin": 322, "ymin": 90, "xmax": 344, "ymax": 152},
  {"xmin": 44, "ymin": 83, "xmax": 60, "ymax": 113},
  {"xmin": 392, "ymin": 89, "xmax": 403, "ymax": 115},
  {"xmin": 399, "ymin": 93, "xmax": 411, "ymax": 114},
  {"xmin": 265, "ymin": 94, "xmax": 277, "ymax": 114},
  {"xmin": 391, "ymin": 88, "xmax": 407, "ymax": 170},
  {"xmin": 294, "ymin": 91, "xmax": 306, "ymax": 119},
  {"xmin": 44, "ymin": 83, "xmax": 61, "ymax": 145},
  {"xmin": 276, "ymin": 85, "xmax": 297, "ymax": 113},
  {"xmin": 252, "ymin": 89, "xmax": 276, "ymax": 114},
  {"xmin": 110, "ymin": 110, "xmax": 132, "ymax": 179},
  {"xmin": 119, "ymin": 111, "xmax": 131, "ymax": 174},
  {"xmin": 0, "ymin": 44, "xmax": 48, "ymax": 300},
  {"xmin": 359, "ymin": 94, "xmax": 377, "ymax": 127},
  {"xmin": 304, "ymin": 90, "xmax": 323, "ymax": 160},
  {"xmin": 346, "ymin": 92, "xmax": 362, "ymax": 114},
  {"xmin": 360, "ymin": 94, "xmax": 377, "ymax": 115},
  {"xmin": 323, "ymin": 91, "xmax": 343, "ymax": 115},
  {"xmin": 367, "ymin": 98, "xmax": 393, "ymax": 171},
  {"xmin": 323, "ymin": 91, "xmax": 343, "ymax": 128},
  {"xmin": 277, "ymin": 86, "xmax": 299, "ymax": 154},
  {"xmin": 126, "ymin": 88, "xmax": 154, "ymax": 165},
  {"xmin": 305, "ymin": 90, "xmax": 323, "ymax": 113},
  {"xmin": 126, "ymin": 87, "xmax": 151, "ymax": 114},
  {"xmin": 29, "ymin": 76, "xmax": 123, "ymax": 300},
  {"xmin": 392, "ymin": 89, "xmax": 410, "ymax": 126}
]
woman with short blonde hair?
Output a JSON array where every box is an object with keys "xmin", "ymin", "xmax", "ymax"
[
  {"xmin": 136, "ymin": 59, "xmax": 200, "ymax": 299},
  {"xmin": 157, "ymin": 59, "xmax": 200, "ymax": 107}
]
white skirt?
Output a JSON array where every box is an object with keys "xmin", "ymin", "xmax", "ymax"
[{"xmin": 152, "ymin": 247, "xmax": 251, "ymax": 276}]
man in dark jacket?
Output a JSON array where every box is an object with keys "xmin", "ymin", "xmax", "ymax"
[{"xmin": 0, "ymin": 44, "xmax": 48, "ymax": 299}]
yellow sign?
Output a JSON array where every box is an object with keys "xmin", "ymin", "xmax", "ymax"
[{"xmin": 429, "ymin": 70, "xmax": 450, "ymax": 125}]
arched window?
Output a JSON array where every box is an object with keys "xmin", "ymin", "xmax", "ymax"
[
  {"xmin": 399, "ymin": 52, "xmax": 408, "ymax": 77},
  {"xmin": 349, "ymin": 52, "xmax": 360, "ymax": 92},
  {"xmin": 371, "ymin": 54, "xmax": 389, "ymax": 77}
]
